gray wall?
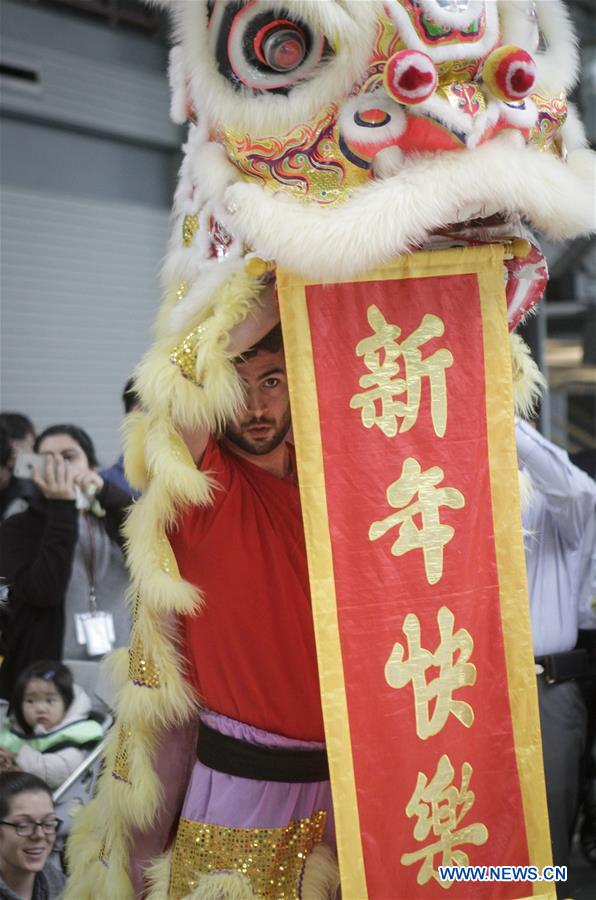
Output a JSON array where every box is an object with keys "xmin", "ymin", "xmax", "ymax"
[{"xmin": 1, "ymin": 0, "xmax": 181, "ymax": 465}]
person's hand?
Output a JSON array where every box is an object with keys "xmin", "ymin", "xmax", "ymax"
[
  {"xmin": 75, "ymin": 470, "xmax": 104, "ymax": 497},
  {"xmin": 32, "ymin": 454, "xmax": 76, "ymax": 501},
  {"xmin": 0, "ymin": 748, "xmax": 18, "ymax": 772},
  {"xmin": 226, "ymin": 280, "xmax": 280, "ymax": 358}
]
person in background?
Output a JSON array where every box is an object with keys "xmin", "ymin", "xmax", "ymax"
[
  {"xmin": 517, "ymin": 418, "xmax": 596, "ymax": 877},
  {"xmin": 0, "ymin": 772, "xmax": 64, "ymax": 900},
  {"xmin": 0, "ymin": 417, "xmax": 35, "ymax": 458},
  {"xmin": 0, "ymin": 661, "xmax": 103, "ymax": 790},
  {"xmin": 570, "ymin": 447, "xmax": 596, "ymax": 867},
  {"xmin": 0, "ymin": 429, "xmax": 35, "ymax": 523},
  {"xmin": 99, "ymin": 378, "xmax": 142, "ymax": 500},
  {"xmin": 0, "ymin": 424, "xmax": 132, "ymax": 701}
]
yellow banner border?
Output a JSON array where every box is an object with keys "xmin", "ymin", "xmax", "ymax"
[
  {"xmin": 278, "ymin": 244, "xmax": 552, "ymax": 899},
  {"xmin": 478, "ymin": 265, "xmax": 554, "ymax": 899},
  {"xmin": 278, "ymin": 275, "xmax": 369, "ymax": 899}
]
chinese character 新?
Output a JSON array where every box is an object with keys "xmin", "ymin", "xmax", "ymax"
[{"xmin": 350, "ymin": 305, "xmax": 453, "ymax": 439}]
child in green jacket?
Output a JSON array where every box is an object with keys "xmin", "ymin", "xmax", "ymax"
[{"xmin": 0, "ymin": 661, "xmax": 102, "ymax": 789}]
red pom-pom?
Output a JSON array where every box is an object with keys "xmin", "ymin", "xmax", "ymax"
[
  {"xmin": 483, "ymin": 45, "xmax": 537, "ymax": 103},
  {"xmin": 384, "ymin": 50, "xmax": 437, "ymax": 106}
]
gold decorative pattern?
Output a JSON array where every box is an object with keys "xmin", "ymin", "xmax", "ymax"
[
  {"xmin": 219, "ymin": 104, "xmax": 368, "ymax": 206},
  {"xmin": 182, "ymin": 214, "xmax": 199, "ymax": 247},
  {"xmin": 529, "ymin": 92, "xmax": 567, "ymax": 155},
  {"xmin": 112, "ymin": 725, "xmax": 132, "ymax": 783},
  {"xmin": 158, "ymin": 535, "xmax": 177, "ymax": 576},
  {"xmin": 170, "ymin": 322, "xmax": 208, "ymax": 385},
  {"xmin": 169, "ymin": 812, "xmax": 327, "ymax": 899},
  {"xmin": 98, "ymin": 835, "xmax": 111, "ymax": 868},
  {"xmin": 129, "ymin": 638, "xmax": 161, "ymax": 689}
]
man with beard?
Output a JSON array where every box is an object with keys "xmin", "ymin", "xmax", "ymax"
[{"xmin": 165, "ymin": 283, "xmax": 336, "ymax": 896}]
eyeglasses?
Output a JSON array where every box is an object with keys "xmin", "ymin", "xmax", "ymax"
[{"xmin": 0, "ymin": 818, "xmax": 62, "ymax": 837}]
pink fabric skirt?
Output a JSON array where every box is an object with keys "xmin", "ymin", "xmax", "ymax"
[{"xmin": 180, "ymin": 708, "xmax": 335, "ymax": 845}]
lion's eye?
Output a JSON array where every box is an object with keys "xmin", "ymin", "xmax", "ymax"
[
  {"xmin": 254, "ymin": 23, "xmax": 307, "ymax": 73},
  {"xmin": 209, "ymin": 1, "xmax": 329, "ymax": 94}
]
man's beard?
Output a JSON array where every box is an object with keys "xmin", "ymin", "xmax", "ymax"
[{"xmin": 224, "ymin": 409, "xmax": 291, "ymax": 456}]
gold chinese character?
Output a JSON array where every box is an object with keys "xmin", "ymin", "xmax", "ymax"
[
  {"xmin": 350, "ymin": 305, "xmax": 453, "ymax": 438},
  {"xmin": 401, "ymin": 754, "xmax": 489, "ymax": 887},
  {"xmin": 369, "ymin": 457, "xmax": 465, "ymax": 585},
  {"xmin": 385, "ymin": 607, "xmax": 476, "ymax": 739}
]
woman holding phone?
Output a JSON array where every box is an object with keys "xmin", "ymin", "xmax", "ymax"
[{"xmin": 0, "ymin": 425, "xmax": 131, "ymax": 700}]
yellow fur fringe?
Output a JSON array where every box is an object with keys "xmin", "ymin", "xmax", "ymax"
[
  {"xmin": 65, "ymin": 269, "xmax": 260, "ymax": 899},
  {"xmin": 185, "ymin": 873, "xmax": 256, "ymax": 900},
  {"xmin": 510, "ymin": 332, "xmax": 546, "ymax": 420},
  {"xmin": 145, "ymin": 851, "xmax": 174, "ymax": 900},
  {"xmin": 301, "ymin": 844, "xmax": 341, "ymax": 900}
]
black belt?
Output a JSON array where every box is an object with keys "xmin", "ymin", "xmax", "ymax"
[
  {"xmin": 197, "ymin": 720, "xmax": 329, "ymax": 783},
  {"xmin": 535, "ymin": 649, "xmax": 590, "ymax": 684}
]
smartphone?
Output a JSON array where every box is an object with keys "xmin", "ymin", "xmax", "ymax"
[{"xmin": 13, "ymin": 452, "xmax": 45, "ymax": 479}]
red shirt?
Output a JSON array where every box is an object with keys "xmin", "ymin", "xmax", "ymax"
[{"xmin": 169, "ymin": 438, "xmax": 324, "ymax": 741}]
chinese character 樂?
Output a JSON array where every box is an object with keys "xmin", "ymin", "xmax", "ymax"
[{"xmin": 401, "ymin": 754, "xmax": 489, "ymax": 887}]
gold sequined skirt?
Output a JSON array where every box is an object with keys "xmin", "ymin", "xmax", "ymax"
[{"xmin": 169, "ymin": 810, "xmax": 327, "ymax": 899}]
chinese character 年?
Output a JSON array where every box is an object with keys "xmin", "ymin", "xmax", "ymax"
[{"xmin": 369, "ymin": 457, "xmax": 465, "ymax": 585}]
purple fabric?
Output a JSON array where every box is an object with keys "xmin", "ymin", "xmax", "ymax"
[{"xmin": 180, "ymin": 709, "xmax": 335, "ymax": 846}]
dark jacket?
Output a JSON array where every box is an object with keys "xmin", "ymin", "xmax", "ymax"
[
  {"xmin": 0, "ymin": 481, "xmax": 129, "ymax": 699},
  {"xmin": 0, "ymin": 860, "xmax": 65, "ymax": 899}
]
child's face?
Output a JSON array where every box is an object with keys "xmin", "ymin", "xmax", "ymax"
[
  {"xmin": 22, "ymin": 679, "xmax": 65, "ymax": 731},
  {"xmin": 0, "ymin": 790, "xmax": 56, "ymax": 876}
]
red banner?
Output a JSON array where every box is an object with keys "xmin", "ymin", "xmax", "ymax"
[{"xmin": 278, "ymin": 246, "xmax": 551, "ymax": 898}]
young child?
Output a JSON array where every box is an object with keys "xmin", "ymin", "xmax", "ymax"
[{"xmin": 0, "ymin": 662, "xmax": 103, "ymax": 790}]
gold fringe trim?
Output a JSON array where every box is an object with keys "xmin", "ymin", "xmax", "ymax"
[{"xmin": 66, "ymin": 269, "xmax": 261, "ymax": 899}]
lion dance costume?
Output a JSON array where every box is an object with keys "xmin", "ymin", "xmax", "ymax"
[{"xmin": 66, "ymin": 2, "xmax": 595, "ymax": 898}]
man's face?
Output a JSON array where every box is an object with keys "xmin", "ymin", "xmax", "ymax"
[{"xmin": 225, "ymin": 349, "xmax": 291, "ymax": 456}]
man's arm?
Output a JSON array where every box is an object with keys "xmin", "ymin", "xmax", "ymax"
[
  {"xmin": 516, "ymin": 419, "xmax": 596, "ymax": 548},
  {"xmin": 180, "ymin": 281, "xmax": 279, "ymax": 466}
]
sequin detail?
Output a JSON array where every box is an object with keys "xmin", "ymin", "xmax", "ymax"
[
  {"xmin": 98, "ymin": 835, "xmax": 111, "ymax": 868},
  {"xmin": 182, "ymin": 214, "xmax": 199, "ymax": 247},
  {"xmin": 129, "ymin": 638, "xmax": 160, "ymax": 688},
  {"xmin": 176, "ymin": 281, "xmax": 189, "ymax": 303},
  {"xmin": 170, "ymin": 323, "xmax": 208, "ymax": 385},
  {"xmin": 158, "ymin": 535, "xmax": 177, "ymax": 576},
  {"xmin": 169, "ymin": 811, "xmax": 326, "ymax": 899},
  {"xmin": 112, "ymin": 726, "xmax": 132, "ymax": 783}
]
